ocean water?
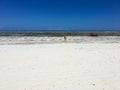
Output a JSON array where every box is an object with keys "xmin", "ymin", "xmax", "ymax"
[
  {"xmin": 0, "ymin": 36, "xmax": 120, "ymax": 44},
  {"xmin": 0, "ymin": 29, "xmax": 120, "ymax": 33}
]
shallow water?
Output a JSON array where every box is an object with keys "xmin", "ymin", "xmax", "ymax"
[{"xmin": 0, "ymin": 36, "xmax": 120, "ymax": 44}]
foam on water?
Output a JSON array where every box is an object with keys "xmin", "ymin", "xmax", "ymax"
[{"xmin": 0, "ymin": 36, "xmax": 120, "ymax": 44}]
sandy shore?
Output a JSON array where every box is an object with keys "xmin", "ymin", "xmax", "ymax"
[{"xmin": 0, "ymin": 37, "xmax": 120, "ymax": 90}]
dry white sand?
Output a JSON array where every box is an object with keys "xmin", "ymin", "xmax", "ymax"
[{"xmin": 0, "ymin": 37, "xmax": 120, "ymax": 90}]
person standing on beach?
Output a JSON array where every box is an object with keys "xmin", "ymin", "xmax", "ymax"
[{"xmin": 64, "ymin": 36, "xmax": 67, "ymax": 41}]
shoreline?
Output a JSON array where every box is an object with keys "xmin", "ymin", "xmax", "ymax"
[{"xmin": 0, "ymin": 36, "xmax": 120, "ymax": 45}]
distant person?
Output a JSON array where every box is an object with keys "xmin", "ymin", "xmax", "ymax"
[{"xmin": 64, "ymin": 36, "xmax": 67, "ymax": 41}]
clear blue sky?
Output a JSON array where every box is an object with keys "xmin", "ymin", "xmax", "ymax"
[{"xmin": 0, "ymin": 0, "xmax": 120, "ymax": 31}]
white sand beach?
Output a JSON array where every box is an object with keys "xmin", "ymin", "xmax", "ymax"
[{"xmin": 0, "ymin": 36, "xmax": 120, "ymax": 90}]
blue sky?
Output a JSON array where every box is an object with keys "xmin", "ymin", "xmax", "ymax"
[{"xmin": 0, "ymin": 0, "xmax": 120, "ymax": 31}]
